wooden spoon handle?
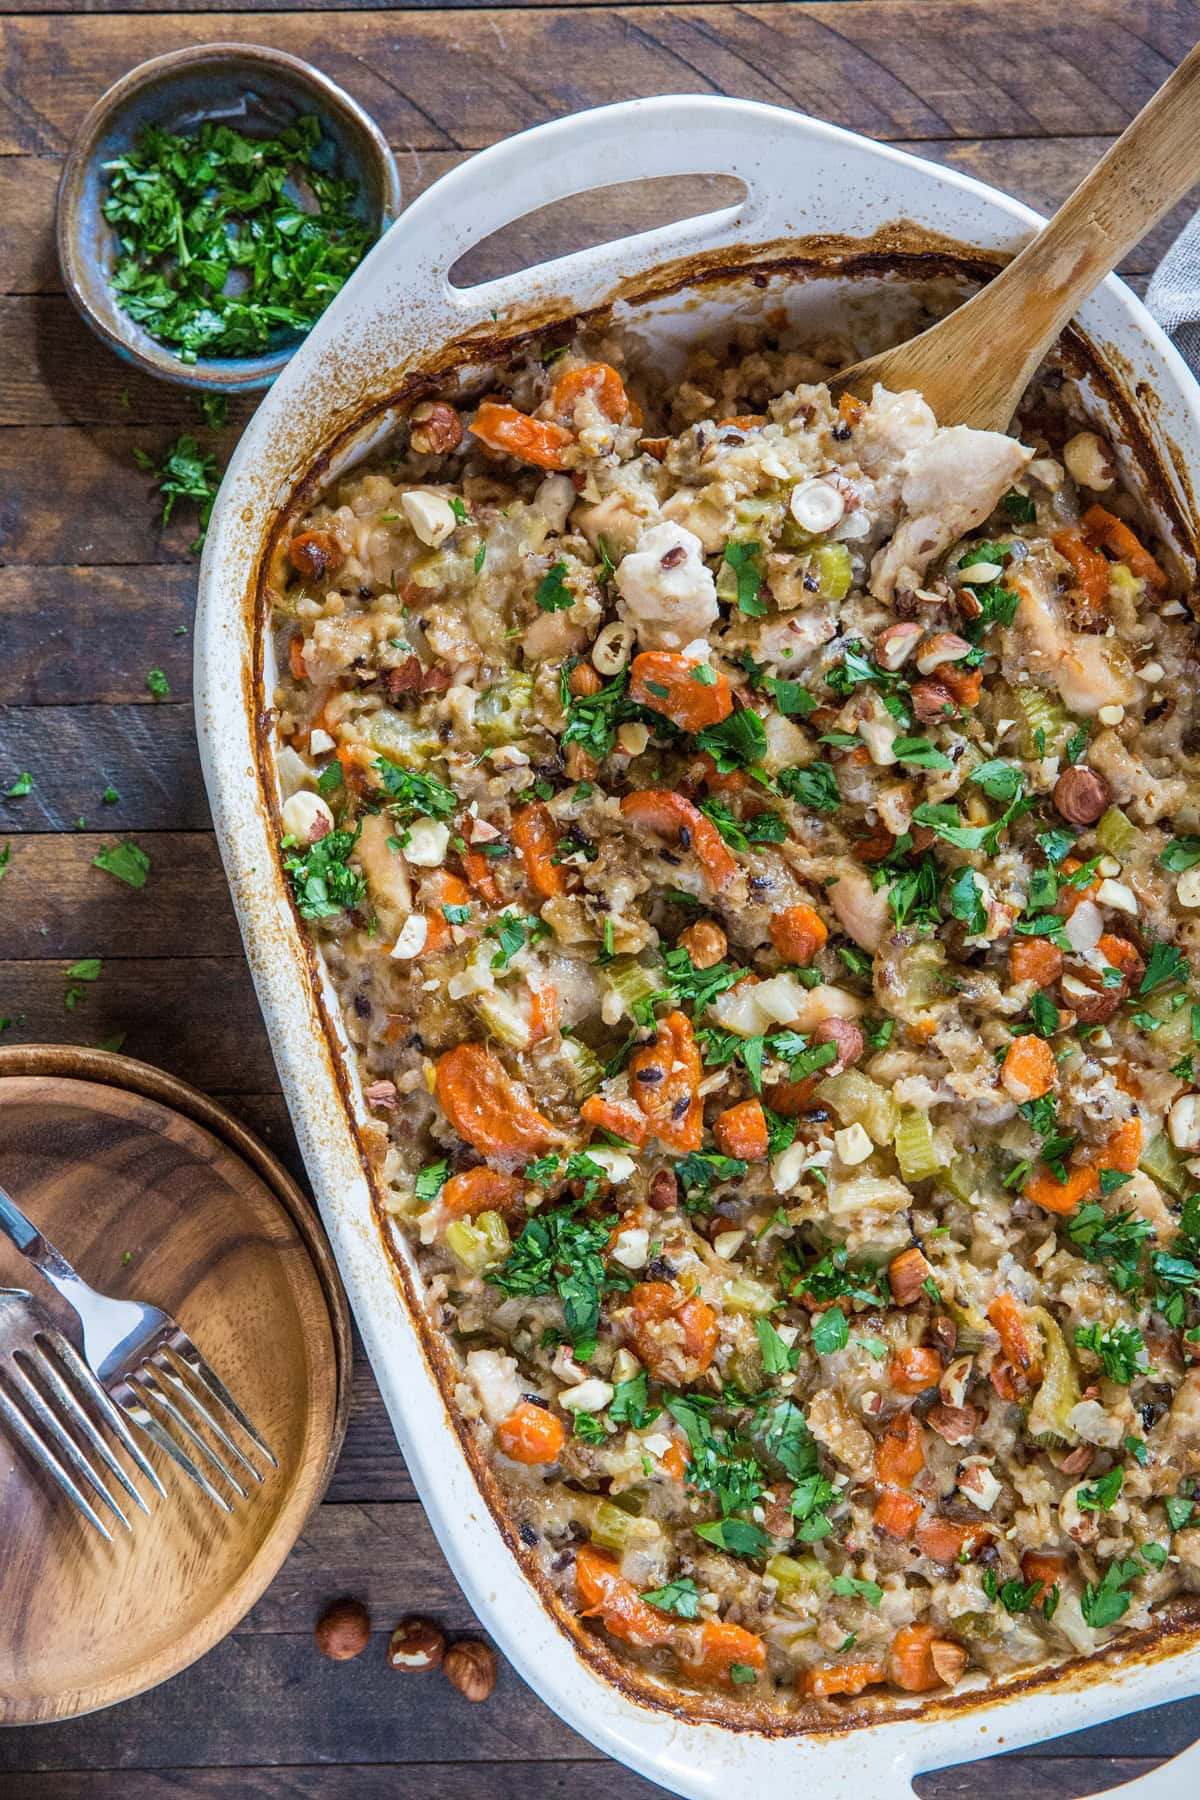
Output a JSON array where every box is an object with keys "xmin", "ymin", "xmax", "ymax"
[
  {"xmin": 980, "ymin": 38, "xmax": 1200, "ymax": 353},
  {"xmin": 839, "ymin": 41, "xmax": 1200, "ymax": 430}
]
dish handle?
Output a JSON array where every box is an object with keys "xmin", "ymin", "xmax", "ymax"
[{"xmin": 417, "ymin": 95, "xmax": 791, "ymax": 315}]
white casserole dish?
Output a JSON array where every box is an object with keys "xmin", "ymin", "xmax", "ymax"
[{"xmin": 196, "ymin": 95, "xmax": 1200, "ymax": 1797}]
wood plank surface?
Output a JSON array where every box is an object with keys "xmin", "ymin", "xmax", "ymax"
[
  {"xmin": 1, "ymin": 0, "xmax": 1198, "ymax": 1791},
  {"xmin": 0, "ymin": 4, "xmax": 1195, "ymax": 157}
]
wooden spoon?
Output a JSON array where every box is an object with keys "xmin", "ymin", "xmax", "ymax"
[{"xmin": 831, "ymin": 40, "xmax": 1200, "ymax": 431}]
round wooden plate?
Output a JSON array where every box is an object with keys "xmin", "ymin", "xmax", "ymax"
[{"xmin": 0, "ymin": 1045, "xmax": 352, "ymax": 1725}]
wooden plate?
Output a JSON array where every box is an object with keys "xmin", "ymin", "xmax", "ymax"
[{"xmin": 0, "ymin": 1045, "xmax": 352, "ymax": 1725}]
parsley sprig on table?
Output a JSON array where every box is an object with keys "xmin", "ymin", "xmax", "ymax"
[{"xmin": 103, "ymin": 116, "xmax": 374, "ymax": 360}]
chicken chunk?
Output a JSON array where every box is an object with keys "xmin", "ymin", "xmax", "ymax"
[
  {"xmin": 870, "ymin": 426, "xmax": 1033, "ymax": 602},
  {"xmin": 614, "ymin": 521, "xmax": 719, "ymax": 651}
]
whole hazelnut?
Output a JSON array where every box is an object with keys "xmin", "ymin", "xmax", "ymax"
[
  {"xmin": 443, "ymin": 1638, "xmax": 497, "ymax": 1702},
  {"xmin": 647, "ymin": 1167, "xmax": 679, "ymax": 1212},
  {"xmin": 677, "ymin": 918, "xmax": 727, "ymax": 969},
  {"xmin": 1053, "ymin": 764, "xmax": 1111, "ymax": 827},
  {"xmin": 314, "ymin": 1597, "xmax": 371, "ymax": 1661},
  {"xmin": 409, "ymin": 400, "xmax": 463, "ymax": 456},
  {"xmin": 387, "ymin": 1616, "xmax": 446, "ymax": 1672},
  {"xmin": 812, "ymin": 1016, "xmax": 865, "ymax": 1073}
]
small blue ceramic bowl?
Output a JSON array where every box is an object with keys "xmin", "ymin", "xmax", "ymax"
[{"xmin": 56, "ymin": 43, "xmax": 402, "ymax": 392}]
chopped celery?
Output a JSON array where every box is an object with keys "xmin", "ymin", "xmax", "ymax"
[
  {"xmin": 445, "ymin": 1209, "xmax": 511, "ymax": 1272},
  {"xmin": 894, "ymin": 1109, "xmax": 943, "ymax": 1184},
  {"xmin": 810, "ymin": 542, "xmax": 851, "ymax": 602},
  {"xmin": 1014, "ymin": 686, "xmax": 1072, "ymax": 758},
  {"xmin": 1095, "ymin": 806, "xmax": 1137, "ymax": 860},
  {"xmin": 601, "ymin": 955, "xmax": 663, "ymax": 1021},
  {"xmin": 367, "ymin": 709, "xmax": 440, "ymax": 767},
  {"xmin": 945, "ymin": 1298, "xmax": 988, "ymax": 1353},
  {"xmin": 1108, "ymin": 562, "xmax": 1143, "ymax": 608},
  {"xmin": 818, "ymin": 1068, "xmax": 899, "ymax": 1146},
  {"xmin": 721, "ymin": 1277, "xmax": 777, "ymax": 1316},
  {"xmin": 766, "ymin": 1553, "xmax": 830, "ymax": 1603},
  {"xmin": 476, "ymin": 671, "xmax": 534, "ymax": 745},
  {"xmin": 591, "ymin": 1500, "xmax": 637, "ymax": 1551},
  {"xmin": 561, "ymin": 1035, "xmax": 604, "ymax": 1099},
  {"xmin": 475, "ymin": 987, "xmax": 532, "ymax": 1052},
  {"xmin": 938, "ymin": 1155, "xmax": 984, "ymax": 1206},
  {"xmin": 1026, "ymin": 1306, "xmax": 1081, "ymax": 1444},
  {"xmin": 1140, "ymin": 1131, "xmax": 1191, "ymax": 1198}
]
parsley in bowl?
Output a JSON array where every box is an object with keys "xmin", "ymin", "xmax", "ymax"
[{"xmin": 57, "ymin": 45, "xmax": 401, "ymax": 391}]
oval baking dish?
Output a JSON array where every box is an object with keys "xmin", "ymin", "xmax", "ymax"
[{"xmin": 196, "ymin": 96, "xmax": 1200, "ymax": 1796}]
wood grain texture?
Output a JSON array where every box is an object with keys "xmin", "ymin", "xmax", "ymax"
[
  {"xmin": 0, "ymin": 961, "xmax": 276, "ymax": 1089},
  {"xmin": 0, "ymin": 3, "xmax": 1194, "ymax": 157},
  {"xmin": 0, "ymin": 1761, "xmax": 1175, "ymax": 1800},
  {"xmin": 0, "ymin": 1068, "xmax": 348, "ymax": 1723},
  {"xmin": 2, "ymin": 0, "xmax": 1199, "ymax": 1787},
  {"xmin": 0, "ymin": 137, "xmax": 1193, "ymax": 302},
  {"xmin": 0, "ymin": 707, "xmax": 210, "ymax": 829}
]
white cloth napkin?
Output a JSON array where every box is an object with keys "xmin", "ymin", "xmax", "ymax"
[{"xmin": 1146, "ymin": 211, "xmax": 1200, "ymax": 373}]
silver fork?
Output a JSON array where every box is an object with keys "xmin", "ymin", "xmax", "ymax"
[
  {"xmin": 0, "ymin": 1286, "xmax": 164, "ymax": 1539},
  {"xmin": 0, "ymin": 1182, "xmax": 276, "ymax": 1517}
]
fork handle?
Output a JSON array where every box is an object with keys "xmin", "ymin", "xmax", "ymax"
[{"xmin": 0, "ymin": 1181, "xmax": 93, "ymax": 1312}]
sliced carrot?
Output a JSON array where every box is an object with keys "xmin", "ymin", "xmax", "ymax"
[
  {"xmin": 1102, "ymin": 1115, "xmax": 1142, "ymax": 1174},
  {"xmin": 552, "ymin": 361, "xmax": 633, "ymax": 423},
  {"xmin": 421, "ymin": 910, "xmax": 453, "ymax": 954},
  {"xmin": 660, "ymin": 1439, "xmax": 688, "ymax": 1482},
  {"xmin": 440, "ymin": 1166, "xmax": 522, "ymax": 1219},
  {"xmin": 719, "ymin": 414, "xmax": 767, "ymax": 430},
  {"xmin": 1097, "ymin": 934, "xmax": 1144, "ymax": 987},
  {"xmin": 888, "ymin": 1246, "xmax": 934, "ymax": 1306},
  {"xmin": 496, "ymin": 1400, "xmax": 564, "ymax": 1465},
  {"xmin": 1020, "ymin": 1548, "xmax": 1069, "ymax": 1601},
  {"xmin": 574, "ymin": 1546, "xmax": 677, "ymax": 1649},
  {"xmin": 889, "ymin": 1622, "xmax": 958, "ymax": 1693},
  {"xmin": 620, "ymin": 789, "xmax": 738, "ymax": 889},
  {"xmin": 916, "ymin": 1516, "xmax": 987, "ymax": 1564},
  {"xmin": 875, "ymin": 1410, "xmax": 926, "ymax": 1486},
  {"xmin": 434, "ymin": 1043, "xmax": 561, "ymax": 1161},
  {"xmin": 713, "ymin": 1098, "xmax": 769, "ymax": 1162},
  {"xmin": 873, "ymin": 1486, "xmax": 922, "ymax": 1539},
  {"xmin": 769, "ymin": 904, "xmax": 828, "ymax": 967},
  {"xmin": 1053, "ymin": 527, "xmax": 1111, "ymax": 612},
  {"xmin": 1025, "ymin": 1161, "xmax": 1099, "ymax": 1215},
  {"xmin": 799, "ymin": 1659, "xmax": 888, "ymax": 1698},
  {"xmin": 1009, "ymin": 938, "xmax": 1063, "ymax": 986},
  {"xmin": 470, "ymin": 401, "xmax": 575, "ymax": 470},
  {"xmin": 941, "ymin": 664, "xmax": 983, "ymax": 709},
  {"xmin": 1001, "ymin": 1034, "xmax": 1057, "ymax": 1103},
  {"xmin": 837, "ymin": 393, "xmax": 866, "ymax": 429},
  {"xmin": 680, "ymin": 1617, "xmax": 767, "ymax": 1684},
  {"xmin": 462, "ymin": 846, "xmax": 504, "ymax": 907},
  {"xmin": 288, "ymin": 633, "xmax": 307, "ymax": 681},
  {"xmin": 627, "ymin": 1281, "xmax": 718, "ymax": 1380},
  {"xmin": 1082, "ymin": 504, "xmax": 1168, "ymax": 595},
  {"xmin": 511, "ymin": 801, "xmax": 570, "ymax": 898},
  {"xmin": 527, "ymin": 982, "xmax": 559, "ymax": 1043},
  {"xmin": 580, "ymin": 1095, "xmax": 650, "ymax": 1148},
  {"xmin": 765, "ymin": 1074, "xmax": 821, "ymax": 1117},
  {"xmin": 628, "ymin": 1010, "xmax": 703, "ymax": 1153},
  {"xmin": 988, "ymin": 1293, "xmax": 1041, "ymax": 1379},
  {"xmin": 629, "ymin": 652, "xmax": 733, "ymax": 732},
  {"xmin": 289, "ymin": 528, "xmax": 344, "ymax": 581},
  {"xmin": 887, "ymin": 1347, "xmax": 942, "ymax": 1395},
  {"xmin": 1056, "ymin": 856, "xmax": 1102, "ymax": 918}
]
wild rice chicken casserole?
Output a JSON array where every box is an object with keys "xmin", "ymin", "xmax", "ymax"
[{"xmin": 270, "ymin": 331, "xmax": 1200, "ymax": 1713}]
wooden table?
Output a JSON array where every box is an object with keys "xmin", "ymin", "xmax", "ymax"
[{"xmin": 2, "ymin": 1, "xmax": 1199, "ymax": 1792}]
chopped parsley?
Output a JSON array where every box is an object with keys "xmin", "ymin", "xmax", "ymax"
[
  {"xmin": 92, "ymin": 839, "xmax": 151, "ymax": 890},
  {"xmin": 489, "ymin": 1205, "xmax": 621, "ymax": 1360},
  {"xmin": 722, "ymin": 541, "xmax": 764, "ymax": 616},
  {"xmin": 281, "ymin": 826, "xmax": 365, "ymax": 920},
  {"xmin": 4, "ymin": 772, "xmax": 33, "ymax": 798},
  {"xmin": 1081, "ymin": 1558, "xmax": 1143, "ymax": 1629},
  {"xmin": 373, "ymin": 760, "xmax": 457, "ymax": 822},
  {"xmin": 414, "ymin": 1160, "xmax": 449, "ymax": 1204},
  {"xmin": 534, "ymin": 560, "xmax": 573, "ymax": 612},
  {"xmin": 775, "ymin": 761, "xmax": 841, "ymax": 813},
  {"xmin": 1078, "ymin": 1467, "xmax": 1124, "ymax": 1512},
  {"xmin": 641, "ymin": 1576, "xmax": 701, "ymax": 1618},
  {"xmin": 1161, "ymin": 835, "xmax": 1200, "ymax": 873},
  {"xmin": 134, "ymin": 434, "xmax": 220, "ymax": 548},
  {"xmin": 145, "ymin": 667, "xmax": 170, "ymax": 700},
  {"xmin": 1074, "ymin": 1322, "xmax": 1147, "ymax": 1385},
  {"xmin": 103, "ymin": 115, "xmax": 374, "ymax": 361},
  {"xmin": 695, "ymin": 707, "xmax": 768, "ymax": 774}
]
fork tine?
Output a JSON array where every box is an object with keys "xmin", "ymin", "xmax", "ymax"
[
  {"xmin": 140, "ymin": 1364, "xmax": 247, "ymax": 1499},
  {"xmin": 45, "ymin": 1332, "xmax": 167, "ymax": 1502},
  {"xmin": 9, "ymin": 1358, "xmax": 132, "ymax": 1531},
  {"xmin": 168, "ymin": 1332, "xmax": 277, "ymax": 1467},
  {"xmin": 153, "ymin": 1354, "xmax": 264, "ymax": 1484},
  {"xmin": 121, "ymin": 1375, "xmax": 233, "ymax": 1512},
  {"xmin": 0, "ymin": 1371, "xmax": 113, "ymax": 1540},
  {"xmin": 26, "ymin": 1340, "xmax": 150, "ymax": 1516}
]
